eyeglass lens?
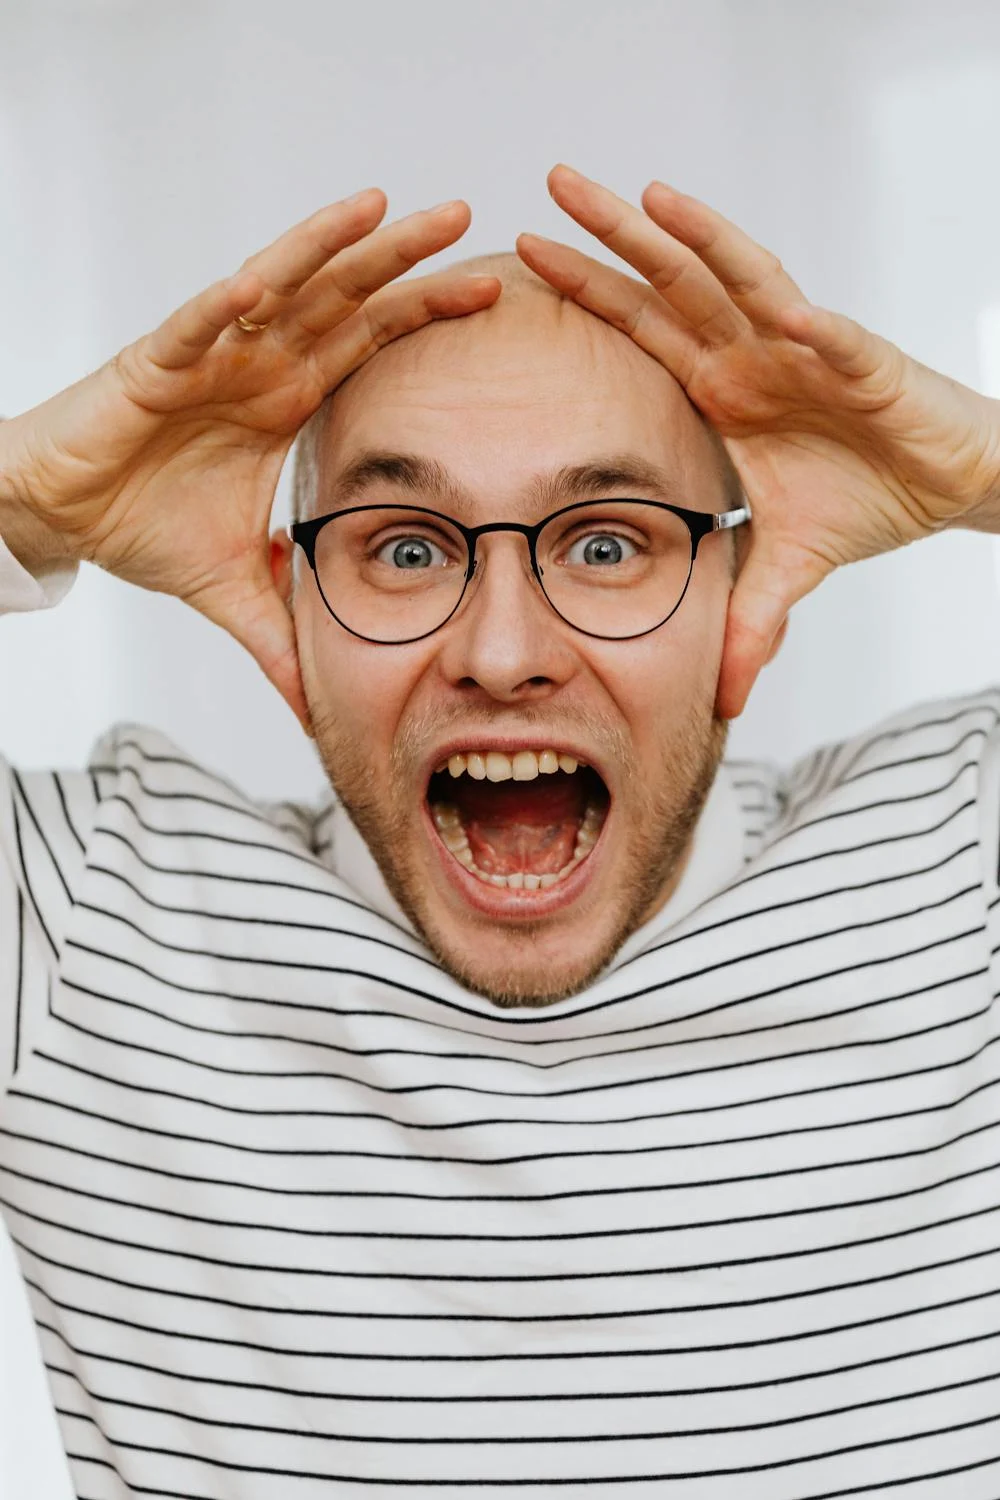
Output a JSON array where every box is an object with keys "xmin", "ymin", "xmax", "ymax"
[{"xmin": 310, "ymin": 502, "xmax": 694, "ymax": 643}]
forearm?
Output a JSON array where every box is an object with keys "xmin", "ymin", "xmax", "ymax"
[{"xmin": 0, "ymin": 415, "xmax": 78, "ymax": 576}]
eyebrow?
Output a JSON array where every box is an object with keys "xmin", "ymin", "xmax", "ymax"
[{"xmin": 324, "ymin": 449, "xmax": 690, "ymax": 515}]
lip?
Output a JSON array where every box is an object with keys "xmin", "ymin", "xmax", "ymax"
[{"xmin": 420, "ymin": 797, "xmax": 610, "ymax": 920}]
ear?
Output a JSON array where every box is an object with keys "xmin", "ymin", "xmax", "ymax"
[{"xmin": 269, "ymin": 527, "xmax": 296, "ymax": 610}]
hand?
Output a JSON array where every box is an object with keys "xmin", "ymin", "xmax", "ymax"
[
  {"xmin": 0, "ymin": 192, "xmax": 501, "ymax": 727},
  {"xmin": 517, "ymin": 165, "xmax": 1000, "ymax": 719}
]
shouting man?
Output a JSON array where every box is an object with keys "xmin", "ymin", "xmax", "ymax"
[{"xmin": 2, "ymin": 166, "xmax": 1000, "ymax": 1497}]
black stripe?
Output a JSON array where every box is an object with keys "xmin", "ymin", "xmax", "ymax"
[
  {"xmin": 104, "ymin": 791, "xmax": 320, "ymax": 864},
  {"xmin": 43, "ymin": 1407, "xmax": 1000, "ymax": 1483},
  {"xmin": 54, "ymin": 952, "xmax": 991, "ymax": 1084},
  {"xmin": 80, "ymin": 850, "xmax": 982, "ymax": 1020},
  {"xmin": 618, "ymin": 837, "xmax": 976, "ymax": 975},
  {"xmin": 8, "ymin": 1181, "xmax": 1000, "ymax": 1284},
  {"xmin": 27, "ymin": 1009, "xmax": 1000, "ymax": 1139},
  {"xmin": 96, "ymin": 823, "xmax": 410, "ymax": 932},
  {"xmin": 838, "ymin": 723, "xmax": 991, "ymax": 789},
  {"xmin": 9, "ymin": 1051, "xmax": 1000, "ymax": 1210},
  {"xmin": 64, "ymin": 898, "xmax": 986, "ymax": 1050},
  {"xmin": 6, "ymin": 1137, "xmax": 1000, "ymax": 1248},
  {"xmin": 737, "ymin": 796, "xmax": 975, "ymax": 892},
  {"xmin": 805, "ymin": 1450, "xmax": 1000, "ymax": 1500},
  {"xmin": 111, "ymin": 761, "xmax": 275, "ymax": 823},
  {"xmin": 88, "ymin": 799, "xmax": 981, "ymax": 1042},
  {"xmin": 15, "ymin": 1221, "xmax": 1000, "ymax": 1327},
  {"xmin": 22, "ymin": 1265, "xmax": 1000, "ymax": 1369},
  {"xmin": 53, "ymin": 771, "xmax": 87, "ymax": 855},
  {"xmin": 11, "ymin": 1054, "xmax": 1000, "ymax": 1169},
  {"xmin": 97, "ymin": 822, "xmax": 327, "ymax": 893},
  {"xmin": 12, "ymin": 768, "xmax": 72, "ymax": 905},
  {"xmin": 12, "ymin": 888, "xmax": 24, "ymax": 1075},
  {"xmin": 43, "ymin": 1359, "xmax": 1000, "ymax": 1444},
  {"xmin": 8, "ymin": 784, "xmax": 57, "ymax": 958},
  {"xmin": 833, "ymin": 699, "xmax": 999, "ymax": 785},
  {"xmin": 775, "ymin": 754, "xmax": 977, "ymax": 844},
  {"xmin": 44, "ymin": 978, "xmax": 995, "ymax": 1108},
  {"xmin": 77, "ymin": 895, "xmax": 436, "ymax": 972},
  {"xmin": 33, "ymin": 1314, "xmax": 1000, "ymax": 1404}
]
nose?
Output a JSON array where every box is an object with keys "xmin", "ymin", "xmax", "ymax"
[{"xmin": 434, "ymin": 534, "xmax": 579, "ymax": 703}]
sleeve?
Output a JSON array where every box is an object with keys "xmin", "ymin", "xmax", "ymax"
[
  {"xmin": 0, "ymin": 760, "xmax": 101, "ymax": 1095},
  {"xmin": 0, "ymin": 517, "xmax": 85, "ymax": 1088},
  {"xmin": 0, "ymin": 531, "xmax": 77, "ymax": 616}
]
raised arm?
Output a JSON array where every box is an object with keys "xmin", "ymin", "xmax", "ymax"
[
  {"xmin": 0, "ymin": 190, "xmax": 500, "ymax": 726},
  {"xmin": 517, "ymin": 164, "xmax": 1000, "ymax": 719}
]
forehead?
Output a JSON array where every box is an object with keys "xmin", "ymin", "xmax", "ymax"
[{"xmin": 317, "ymin": 291, "xmax": 718, "ymax": 508}]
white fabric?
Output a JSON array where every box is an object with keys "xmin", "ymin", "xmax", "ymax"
[
  {"xmin": 0, "ymin": 1216, "xmax": 75, "ymax": 1500},
  {"xmin": 5, "ymin": 538, "xmax": 1000, "ymax": 1497},
  {"xmin": 0, "ymin": 532, "xmax": 77, "ymax": 615}
]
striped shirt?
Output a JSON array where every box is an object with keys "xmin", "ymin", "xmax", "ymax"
[{"xmin": 4, "ymin": 575, "xmax": 1000, "ymax": 1494}]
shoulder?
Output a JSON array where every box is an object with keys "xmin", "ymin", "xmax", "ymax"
[
  {"xmin": 792, "ymin": 687, "xmax": 1000, "ymax": 813},
  {"xmin": 724, "ymin": 686, "xmax": 1000, "ymax": 865},
  {"xmin": 83, "ymin": 722, "xmax": 330, "ymax": 858}
]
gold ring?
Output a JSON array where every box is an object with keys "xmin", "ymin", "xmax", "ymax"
[{"xmin": 234, "ymin": 313, "xmax": 271, "ymax": 334}]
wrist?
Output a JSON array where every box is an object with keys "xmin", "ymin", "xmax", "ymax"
[
  {"xmin": 0, "ymin": 415, "xmax": 80, "ymax": 576},
  {"xmin": 947, "ymin": 395, "xmax": 1000, "ymax": 534}
]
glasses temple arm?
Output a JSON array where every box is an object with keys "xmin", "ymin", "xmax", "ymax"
[{"xmin": 712, "ymin": 501, "xmax": 752, "ymax": 531}]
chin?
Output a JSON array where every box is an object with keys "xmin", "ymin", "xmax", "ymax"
[
  {"xmin": 414, "ymin": 902, "xmax": 629, "ymax": 1009},
  {"xmin": 315, "ymin": 709, "xmax": 727, "ymax": 1010}
]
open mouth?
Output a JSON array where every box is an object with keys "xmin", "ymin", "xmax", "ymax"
[{"xmin": 425, "ymin": 748, "xmax": 610, "ymax": 893}]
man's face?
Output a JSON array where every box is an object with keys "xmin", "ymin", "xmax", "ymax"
[{"xmin": 291, "ymin": 282, "xmax": 733, "ymax": 1006}]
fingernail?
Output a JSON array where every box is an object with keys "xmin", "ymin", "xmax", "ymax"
[
  {"xmin": 345, "ymin": 188, "xmax": 375, "ymax": 204},
  {"xmin": 430, "ymin": 199, "xmax": 464, "ymax": 214}
]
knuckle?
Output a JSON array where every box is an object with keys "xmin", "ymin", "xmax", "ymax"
[{"xmin": 728, "ymin": 252, "xmax": 782, "ymax": 300}]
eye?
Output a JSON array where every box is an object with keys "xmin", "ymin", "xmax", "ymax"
[
  {"xmin": 565, "ymin": 531, "xmax": 638, "ymax": 567},
  {"xmin": 376, "ymin": 535, "xmax": 449, "ymax": 570}
]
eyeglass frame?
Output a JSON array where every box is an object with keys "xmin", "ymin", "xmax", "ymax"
[{"xmin": 288, "ymin": 496, "xmax": 752, "ymax": 646}]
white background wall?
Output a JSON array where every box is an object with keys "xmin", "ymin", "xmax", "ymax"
[
  {"xmin": 2, "ymin": 0, "xmax": 1000, "ymax": 795},
  {"xmin": 3, "ymin": 3, "xmax": 1000, "ymax": 1490}
]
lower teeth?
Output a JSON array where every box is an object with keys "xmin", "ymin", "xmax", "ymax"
[{"xmin": 430, "ymin": 801, "xmax": 604, "ymax": 890}]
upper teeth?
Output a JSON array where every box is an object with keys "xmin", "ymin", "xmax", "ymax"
[{"xmin": 439, "ymin": 749, "xmax": 582, "ymax": 782}]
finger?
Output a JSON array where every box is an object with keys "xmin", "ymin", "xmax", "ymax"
[
  {"xmin": 143, "ymin": 270, "xmax": 266, "ymax": 370},
  {"xmin": 516, "ymin": 233, "xmax": 700, "ymax": 383},
  {"xmin": 310, "ymin": 268, "xmax": 502, "ymax": 387},
  {"xmin": 287, "ymin": 200, "xmax": 475, "ymax": 346},
  {"xmin": 714, "ymin": 542, "xmax": 799, "ymax": 721},
  {"xmin": 202, "ymin": 571, "xmax": 312, "ymax": 732},
  {"xmin": 778, "ymin": 302, "xmax": 892, "ymax": 381},
  {"xmin": 546, "ymin": 164, "xmax": 747, "ymax": 348},
  {"xmin": 641, "ymin": 180, "xmax": 806, "ymax": 330},
  {"xmin": 714, "ymin": 526, "xmax": 833, "ymax": 719},
  {"xmin": 234, "ymin": 188, "xmax": 388, "ymax": 326}
]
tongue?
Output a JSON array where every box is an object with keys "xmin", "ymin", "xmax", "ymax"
[{"xmin": 452, "ymin": 776, "xmax": 585, "ymax": 877}]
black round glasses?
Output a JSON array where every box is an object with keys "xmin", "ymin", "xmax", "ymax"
[{"xmin": 289, "ymin": 496, "xmax": 752, "ymax": 646}]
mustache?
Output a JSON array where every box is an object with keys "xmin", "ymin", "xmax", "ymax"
[{"xmin": 392, "ymin": 702, "xmax": 633, "ymax": 780}]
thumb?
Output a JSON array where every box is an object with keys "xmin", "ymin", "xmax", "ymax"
[
  {"xmin": 196, "ymin": 568, "xmax": 312, "ymax": 736},
  {"xmin": 715, "ymin": 539, "xmax": 815, "ymax": 721}
]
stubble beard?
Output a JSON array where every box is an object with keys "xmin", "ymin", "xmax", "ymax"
[{"xmin": 309, "ymin": 701, "xmax": 729, "ymax": 1009}]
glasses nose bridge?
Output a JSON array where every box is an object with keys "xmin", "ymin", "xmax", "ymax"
[{"xmin": 466, "ymin": 519, "xmax": 543, "ymax": 578}]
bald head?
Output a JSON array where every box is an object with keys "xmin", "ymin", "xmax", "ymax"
[{"xmin": 291, "ymin": 250, "xmax": 741, "ymax": 524}]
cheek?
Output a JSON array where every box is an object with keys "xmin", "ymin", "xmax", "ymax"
[
  {"xmin": 295, "ymin": 595, "xmax": 432, "ymax": 746},
  {"xmin": 588, "ymin": 589, "xmax": 728, "ymax": 753}
]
